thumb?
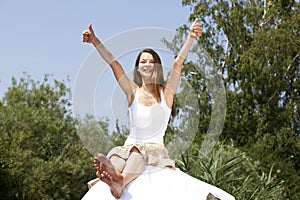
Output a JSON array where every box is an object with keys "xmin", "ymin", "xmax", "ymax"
[
  {"xmin": 88, "ymin": 23, "xmax": 94, "ymax": 32},
  {"xmin": 193, "ymin": 18, "xmax": 199, "ymax": 25}
]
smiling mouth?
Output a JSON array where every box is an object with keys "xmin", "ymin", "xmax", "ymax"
[{"xmin": 141, "ymin": 68, "xmax": 153, "ymax": 73}]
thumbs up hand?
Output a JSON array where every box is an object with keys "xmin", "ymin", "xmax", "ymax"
[
  {"xmin": 82, "ymin": 24, "xmax": 97, "ymax": 43},
  {"xmin": 189, "ymin": 18, "xmax": 202, "ymax": 39}
]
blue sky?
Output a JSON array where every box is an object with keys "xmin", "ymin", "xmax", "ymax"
[
  {"xmin": 0, "ymin": 0, "xmax": 191, "ymax": 97},
  {"xmin": 0, "ymin": 1, "xmax": 225, "ymax": 151},
  {"xmin": 0, "ymin": 0, "xmax": 194, "ymax": 131}
]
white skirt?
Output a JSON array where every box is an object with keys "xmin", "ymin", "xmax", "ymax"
[{"xmin": 82, "ymin": 166, "xmax": 235, "ymax": 200}]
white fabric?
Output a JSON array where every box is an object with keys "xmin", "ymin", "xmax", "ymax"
[
  {"xmin": 82, "ymin": 88, "xmax": 235, "ymax": 199},
  {"xmin": 125, "ymin": 89, "xmax": 171, "ymax": 146},
  {"xmin": 82, "ymin": 166, "xmax": 235, "ymax": 200}
]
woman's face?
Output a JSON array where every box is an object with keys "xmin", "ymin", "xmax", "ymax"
[{"xmin": 137, "ymin": 52, "xmax": 155, "ymax": 80}]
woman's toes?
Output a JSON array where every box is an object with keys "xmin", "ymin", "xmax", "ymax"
[
  {"xmin": 103, "ymin": 171, "xmax": 113, "ymax": 181},
  {"xmin": 96, "ymin": 170, "xmax": 102, "ymax": 178}
]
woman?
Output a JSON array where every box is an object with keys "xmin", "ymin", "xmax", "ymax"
[{"xmin": 82, "ymin": 19, "xmax": 235, "ymax": 200}]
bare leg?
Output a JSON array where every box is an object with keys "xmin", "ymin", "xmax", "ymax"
[
  {"xmin": 93, "ymin": 149, "xmax": 145, "ymax": 198},
  {"xmin": 110, "ymin": 155, "xmax": 126, "ymax": 173},
  {"xmin": 122, "ymin": 151, "xmax": 145, "ymax": 186}
]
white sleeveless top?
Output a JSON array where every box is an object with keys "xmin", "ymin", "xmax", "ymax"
[{"xmin": 124, "ymin": 89, "xmax": 172, "ymax": 146}]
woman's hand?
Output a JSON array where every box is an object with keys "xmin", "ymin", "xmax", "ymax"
[
  {"xmin": 82, "ymin": 24, "xmax": 97, "ymax": 44},
  {"xmin": 189, "ymin": 18, "xmax": 202, "ymax": 39}
]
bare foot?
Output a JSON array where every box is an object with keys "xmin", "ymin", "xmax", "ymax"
[
  {"xmin": 94, "ymin": 154, "xmax": 125, "ymax": 198},
  {"xmin": 96, "ymin": 153, "xmax": 124, "ymax": 183},
  {"xmin": 99, "ymin": 171, "xmax": 124, "ymax": 198}
]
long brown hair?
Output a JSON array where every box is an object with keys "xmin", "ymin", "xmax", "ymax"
[{"xmin": 133, "ymin": 48, "xmax": 176, "ymax": 116}]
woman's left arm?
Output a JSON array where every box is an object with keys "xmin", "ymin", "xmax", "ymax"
[{"xmin": 164, "ymin": 18, "xmax": 202, "ymax": 107}]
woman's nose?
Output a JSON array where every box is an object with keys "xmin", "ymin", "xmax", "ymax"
[{"xmin": 144, "ymin": 62, "xmax": 151, "ymax": 67}]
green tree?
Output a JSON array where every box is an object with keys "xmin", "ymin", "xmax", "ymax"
[
  {"xmin": 0, "ymin": 75, "xmax": 94, "ymax": 199},
  {"xmin": 177, "ymin": 142, "xmax": 285, "ymax": 199},
  {"xmin": 165, "ymin": 0, "xmax": 299, "ymax": 198},
  {"xmin": 77, "ymin": 114, "xmax": 114, "ymax": 156}
]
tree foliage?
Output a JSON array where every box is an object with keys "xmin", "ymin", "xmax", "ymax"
[
  {"xmin": 177, "ymin": 142, "xmax": 285, "ymax": 199},
  {"xmin": 0, "ymin": 75, "xmax": 94, "ymax": 199},
  {"xmin": 164, "ymin": 0, "xmax": 300, "ymax": 198}
]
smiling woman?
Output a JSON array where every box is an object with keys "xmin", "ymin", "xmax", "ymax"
[
  {"xmin": 137, "ymin": 52, "xmax": 155, "ymax": 78},
  {"xmin": 80, "ymin": 20, "xmax": 235, "ymax": 200},
  {"xmin": 134, "ymin": 49, "xmax": 167, "ymax": 108}
]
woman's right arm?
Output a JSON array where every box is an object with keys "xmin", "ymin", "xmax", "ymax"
[{"xmin": 82, "ymin": 24, "xmax": 137, "ymax": 102}]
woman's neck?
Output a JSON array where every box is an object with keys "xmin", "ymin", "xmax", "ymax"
[{"xmin": 142, "ymin": 83, "xmax": 156, "ymax": 94}]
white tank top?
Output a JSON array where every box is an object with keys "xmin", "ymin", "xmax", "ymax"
[{"xmin": 124, "ymin": 89, "xmax": 171, "ymax": 146}]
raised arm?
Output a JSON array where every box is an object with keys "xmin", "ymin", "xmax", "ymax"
[
  {"xmin": 82, "ymin": 24, "xmax": 137, "ymax": 103},
  {"xmin": 164, "ymin": 18, "xmax": 202, "ymax": 107}
]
